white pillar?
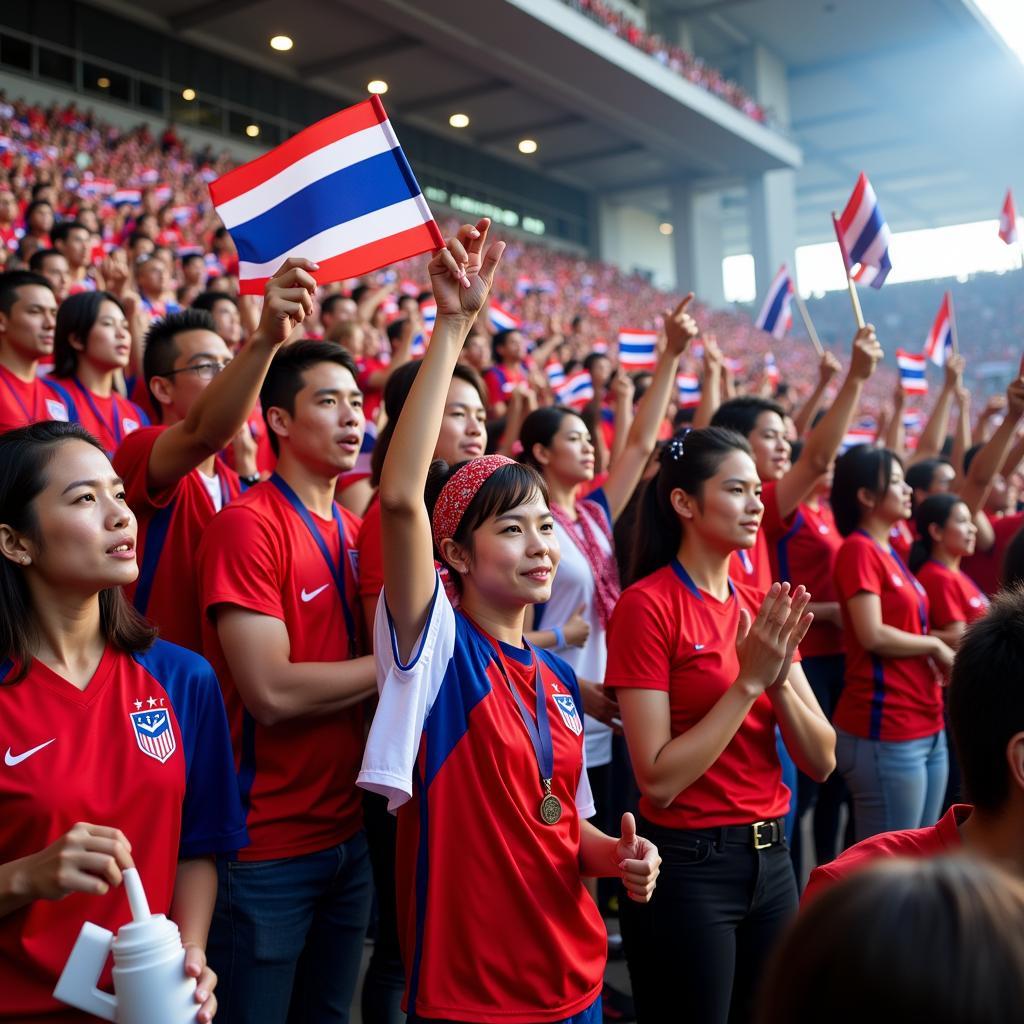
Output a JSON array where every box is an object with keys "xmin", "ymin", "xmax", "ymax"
[{"xmin": 669, "ymin": 182, "xmax": 726, "ymax": 307}]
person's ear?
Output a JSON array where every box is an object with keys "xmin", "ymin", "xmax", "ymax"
[
  {"xmin": 856, "ymin": 486, "xmax": 877, "ymax": 513},
  {"xmin": 147, "ymin": 375, "xmax": 175, "ymax": 412},
  {"xmin": 669, "ymin": 487, "xmax": 696, "ymax": 521},
  {"xmin": 1006, "ymin": 732, "xmax": 1024, "ymax": 797},
  {"xmin": 531, "ymin": 442, "xmax": 551, "ymax": 468},
  {"xmin": 265, "ymin": 406, "xmax": 290, "ymax": 447},
  {"xmin": 0, "ymin": 523, "xmax": 34, "ymax": 567},
  {"xmin": 438, "ymin": 537, "xmax": 470, "ymax": 576},
  {"xmin": 927, "ymin": 520, "xmax": 944, "ymax": 546},
  {"xmin": 68, "ymin": 331, "xmax": 86, "ymax": 355}
]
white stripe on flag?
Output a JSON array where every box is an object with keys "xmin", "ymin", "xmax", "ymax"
[
  {"xmin": 238, "ymin": 197, "xmax": 430, "ymax": 279},
  {"xmin": 217, "ymin": 121, "xmax": 398, "ymax": 229},
  {"xmin": 843, "ymin": 185, "xmax": 876, "ymax": 251}
]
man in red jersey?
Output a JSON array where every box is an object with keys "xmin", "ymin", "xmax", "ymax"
[
  {"xmin": 198, "ymin": 340, "xmax": 378, "ymax": 1022},
  {"xmin": 113, "ymin": 258, "xmax": 318, "ymax": 651},
  {"xmin": 0, "ymin": 271, "xmax": 77, "ymax": 431},
  {"xmin": 804, "ymin": 587, "xmax": 1024, "ymax": 903},
  {"xmin": 52, "ymin": 220, "xmax": 97, "ymax": 294}
]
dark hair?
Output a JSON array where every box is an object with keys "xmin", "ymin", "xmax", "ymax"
[
  {"xmin": 28, "ymin": 248, "xmax": 63, "ymax": 273},
  {"xmin": 260, "ymin": 340, "xmax": 360, "ymax": 455},
  {"xmin": 758, "ymin": 856, "xmax": 1024, "ymax": 1024},
  {"xmin": 127, "ymin": 231, "xmax": 152, "ymax": 250},
  {"xmin": 386, "ymin": 317, "xmax": 409, "ymax": 343},
  {"xmin": 905, "ymin": 458, "xmax": 952, "ymax": 508},
  {"xmin": 190, "ymin": 290, "xmax": 237, "ymax": 314},
  {"xmin": 583, "ymin": 351, "xmax": 608, "ymax": 372},
  {"xmin": 181, "ymin": 252, "xmax": 204, "ymax": 268},
  {"xmin": 518, "ymin": 406, "xmax": 582, "ymax": 475},
  {"xmin": 710, "ymin": 395, "xmax": 786, "ymax": 439},
  {"xmin": 53, "ymin": 291, "xmax": 126, "ymax": 378},
  {"xmin": 909, "ymin": 493, "xmax": 962, "ymax": 573},
  {"xmin": 830, "ymin": 444, "xmax": 900, "ymax": 537},
  {"xmin": 370, "ymin": 363, "xmax": 487, "ymax": 487},
  {"xmin": 491, "ymin": 329, "xmax": 515, "ymax": 362},
  {"xmin": 629, "ymin": 427, "xmax": 751, "ymax": 584},
  {"xmin": 963, "ymin": 442, "xmax": 983, "ymax": 476},
  {"xmin": 142, "ymin": 308, "xmax": 218, "ymax": 417},
  {"xmin": 24, "ymin": 199, "xmax": 53, "ymax": 225},
  {"xmin": 425, "ymin": 459, "xmax": 548, "ymax": 587},
  {"xmin": 320, "ymin": 293, "xmax": 349, "ymax": 319},
  {"xmin": 0, "ymin": 270, "xmax": 52, "ymax": 315},
  {"xmin": 1004, "ymin": 524, "xmax": 1024, "ymax": 590},
  {"xmin": 0, "ymin": 422, "xmax": 156, "ymax": 682},
  {"xmin": 948, "ymin": 586, "xmax": 1024, "ymax": 812},
  {"xmin": 51, "ymin": 220, "xmax": 88, "ymax": 246}
]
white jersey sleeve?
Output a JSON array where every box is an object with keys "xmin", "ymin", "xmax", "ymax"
[
  {"xmin": 357, "ymin": 573, "xmax": 456, "ymax": 811},
  {"xmin": 575, "ymin": 739, "xmax": 596, "ymax": 819}
]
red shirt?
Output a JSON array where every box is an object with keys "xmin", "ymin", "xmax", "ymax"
[
  {"xmin": 802, "ymin": 804, "xmax": 969, "ymax": 906},
  {"xmin": 356, "ymin": 356, "xmax": 388, "ymax": 423},
  {"xmin": 775, "ymin": 500, "xmax": 844, "ymax": 658},
  {"xmin": 606, "ymin": 560, "xmax": 790, "ymax": 828},
  {"xmin": 356, "ymin": 493, "xmax": 384, "ymax": 628},
  {"xmin": 730, "ymin": 480, "xmax": 791, "ymax": 593},
  {"xmin": 0, "ymin": 364, "xmax": 76, "ymax": 433},
  {"xmin": 890, "ymin": 519, "xmax": 914, "ymax": 563},
  {"xmin": 113, "ymin": 426, "xmax": 241, "ymax": 652},
  {"xmin": 56, "ymin": 377, "xmax": 147, "ymax": 453},
  {"xmin": 832, "ymin": 531, "xmax": 943, "ymax": 741},
  {"xmin": 915, "ymin": 560, "xmax": 989, "ymax": 629},
  {"xmin": 484, "ymin": 362, "xmax": 529, "ymax": 409},
  {"xmin": 198, "ymin": 479, "xmax": 365, "ymax": 860},
  {"xmin": 961, "ymin": 511, "xmax": 1024, "ymax": 596},
  {"xmin": 0, "ymin": 643, "xmax": 245, "ymax": 1022}
]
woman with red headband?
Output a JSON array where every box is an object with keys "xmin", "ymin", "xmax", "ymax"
[{"xmin": 358, "ymin": 219, "xmax": 661, "ymax": 1024}]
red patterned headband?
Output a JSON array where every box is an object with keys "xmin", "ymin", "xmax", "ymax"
[{"xmin": 432, "ymin": 454, "xmax": 515, "ymax": 550}]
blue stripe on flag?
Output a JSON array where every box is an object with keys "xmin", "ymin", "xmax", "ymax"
[
  {"xmin": 230, "ymin": 149, "xmax": 419, "ymax": 264},
  {"xmin": 900, "ymin": 368, "xmax": 925, "ymax": 382},
  {"xmin": 619, "ymin": 341, "xmax": 655, "ymax": 355},
  {"xmin": 760, "ymin": 284, "xmax": 789, "ymax": 333},
  {"xmin": 849, "ymin": 203, "xmax": 885, "ymax": 265}
]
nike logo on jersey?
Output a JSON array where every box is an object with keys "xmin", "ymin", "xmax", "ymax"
[
  {"xmin": 301, "ymin": 584, "xmax": 330, "ymax": 603},
  {"xmin": 694, "ymin": 643, "xmax": 706, "ymax": 650},
  {"xmin": 5, "ymin": 738, "xmax": 56, "ymax": 766}
]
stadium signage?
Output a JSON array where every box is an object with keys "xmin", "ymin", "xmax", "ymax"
[{"xmin": 424, "ymin": 186, "xmax": 546, "ymax": 236}]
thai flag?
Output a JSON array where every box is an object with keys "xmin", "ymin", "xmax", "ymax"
[
  {"xmin": 410, "ymin": 332, "xmax": 427, "ymax": 357},
  {"xmin": 111, "ymin": 189, "xmax": 141, "ymax": 206},
  {"xmin": 764, "ymin": 351, "xmax": 780, "ymax": 387},
  {"xmin": 515, "ymin": 275, "xmax": 534, "ymax": 296},
  {"xmin": 923, "ymin": 293, "xmax": 954, "ymax": 367},
  {"xmin": 488, "ymin": 300, "xmax": 521, "ymax": 332},
  {"xmin": 677, "ymin": 372, "xmax": 701, "ymax": 407},
  {"xmin": 171, "ymin": 205, "xmax": 193, "ymax": 224},
  {"xmin": 546, "ymin": 359, "xmax": 566, "ymax": 390},
  {"xmin": 841, "ymin": 417, "xmax": 877, "ymax": 452},
  {"xmin": 834, "ymin": 172, "xmax": 893, "ymax": 289},
  {"xmin": 896, "ymin": 349, "xmax": 928, "ymax": 394},
  {"xmin": 754, "ymin": 265, "xmax": 793, "ymax": 340},
  {"xmin": 400, "ymin": 278, "xmax": 421, "ymax": 296},
  {"xmin": 138, "ymin": 167, "xmax": 159, "ymax": 184},
  {"xmin": 204, "ymin": 252, "xmax": 226, "ymax": 276},
  {"xmin": 903, "ymin": 408, "xmax": 923, "ymax": 433},
  {"xmin": 0, "ymin": 136, "xmax": 11, "ymax": 153},
  {"xmin": 420, "ymin": 299, "xmax": 437, "ymax": 334},
  {"xmin": 618, "ymin": 329, "xmax": 658, "ymax": 371},
  {"xmin": 999, "ymin": 189, "xmax": 1018, "ymax": 245},
  {"xmin": 154, "ymin": 184, "xmax": 172, "ymax": 204},
  {"xmin": 558, "ymin": 370, "xmax": 594, "ymax": 409},
  {"xmin": 209, "ymin": 97, "xmax": 444, "ymax": 295}
]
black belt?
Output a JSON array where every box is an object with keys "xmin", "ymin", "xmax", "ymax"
[{"xmin": 659, "ymin": 818, "xmax": 786, "ymax": 851}]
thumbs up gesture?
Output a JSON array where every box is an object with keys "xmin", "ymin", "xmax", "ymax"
[{"xmin": 613, "ymin": 812, "xmax": 661, "ymax": 903}]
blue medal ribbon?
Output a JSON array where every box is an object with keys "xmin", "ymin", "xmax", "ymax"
[
  {"xmin": 71, "ymin": 378, "xmax": 124, "ymax": 449},
  {"xmin": 270, "ymin": 472, "xmax": 359, "ymax": 655},
  {"xmin": 856, "ymin": 529, "xmax": 928, "ymax": 634}
]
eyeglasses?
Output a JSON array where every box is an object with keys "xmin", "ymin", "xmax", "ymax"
[{"xmin": 162, "ymin": 360, "xmax": 231, "ymax": 381}]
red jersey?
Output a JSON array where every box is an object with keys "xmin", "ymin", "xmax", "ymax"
[
  {"xmin": 775, "ymin": 500, "xmax": 844, "ymax": 658},
  {"xmin": 198, "ymin": 477, "xmax": 365, "ymax": 861},
  {"xmin": 606, "ymin": 560, "xmax": 790, "ymax": 829},
  {"xmin": 890, "ymin": 519, "xmax": 914, "ymax": 563},
  {"xmin": 483, "ymin": 362, "xmax": 529, "ymax": 408},
  {"xmin": 802, "ymin": 804, "xmax": 969, "ymax": 906},
  {"xmin": 915, "ymin": 560, "xmax": 989, "ymax": 629},
  {"xmin": 962, "ymin": 511, "xmax": 1024, "ymax": 596},
  {"xmin": 0, "ymin": 642, "xmax": 245, "ymax": 1022},
  {"xmin": 359, "ymin": 584, "xmax": 604, "ymax": 1022},
  {"xmin": 833, "ymin": 531, "xmax": 942, "ymax": 742},
  {"xmin": 356, "ymin": 493, "xmax": 384, "ymax": 628},
  {"xmin": 56, "ymin": 377, "xmax": 147, "ymax": 453},
  {"xmin": 356, "ymin": 356, "xmax": 388, "ymax": 423},
  {"xmin": 113, "ymin": 426, "xmax": 242, "ymax": 652},
  {"xmin": 0, "ymin": 364, "xmax": 77, "ymax": 433},
  {"xmin": 730, "ymin": 480, "xmax": 790, "ymax": 592}
]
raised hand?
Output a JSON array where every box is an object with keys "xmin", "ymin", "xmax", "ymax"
[
  {"xmin": 1006, "ymin": 354, "xmax": 1024, "ymax": 418},
  {"xmin": 944, "ymin": 352, "xmax": 965, "ymax": 390},
  {"xmin": 849, "ymin": 324, "xmax": 883, "ymax": 381},
  {"xmin": 662, "ymin": 293, "xmax": 699, "ymax": 357},
  {"xmin": 428, "ymin": 218, "xmax": 505, "ymax": 319},
  {"xmin": 563, "ymin": 602, "xmax": 592, "ymax": 648},
  {"xmin": 609, "ymin": 370, "xmax": 635, "ymax": 406},
  {"xmin": 254, "ymin": 257, "xmax": 319, "ymax": 346},
  {"xmin": 818, "ymin": 349, "xmax": 842, "ymax": 383},
  {"xmin": 734, "ymin": 583, "xmax": 813, "ymax": 697},
  {"xmin": 613, "ymin": 813, "xmax": 661, "ymax": 903}
]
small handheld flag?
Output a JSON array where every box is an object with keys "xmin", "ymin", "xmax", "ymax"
[
  {"xmin": 209, "ymin": 97, "xmax": 444, "ymax": 295},
  {"xmin": 924, "ymin": 293, "xmax": 954, "ymax": 368},
  {"xmin": 558, "ymin": 370, "xmax": 594, "ymax": 409},
  {"xmin": 754, "ymin": 265, "xmax": 794, "ymax": 340},
  {"xmin": 545, "ymin": 359, "xmax": 566, "ymax": 390},
  {"xmin": 677, "ymin": 372, "xmax": 701, "ymax": 407},
  {"xmin": 488, "ymin": 300, "xmax": 522, "ymax": 332},
  {"xmin": 617, "ymin": 329, "xmax": 658, "ymax": 371},
  {"xmin": 835, "ymin": 172, "xmax": 893, "ymax": 289},
  {"xmin": 999, "ymin": 189, "xmax": 1018, "ymax": 245},
  {"xmin": 896, "ymin": 350, "xmax": 928, "ymax": 395}
]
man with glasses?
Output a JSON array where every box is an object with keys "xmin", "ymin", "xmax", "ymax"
[{"xmin": 113, "ymin": 257, "xmax": 318, "ymax": 652}]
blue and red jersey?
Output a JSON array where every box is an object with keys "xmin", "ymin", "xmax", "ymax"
[
  {"xmin": 0, "ymin": 363, "xmax": 78, "ymax": 433},
  {"xmin": 0, "ymin": 641, "xmax": 245, "ymax": 1022},
  {"xmin": 198, "ymin": 480, "xmax": 365, "ymax": 861},
  {"xmin": 113, "ymin": 425, "xmax": 242, "ymax": 652},
  {"xmin": 55, "ymin": 377, "xmax": 147, "ymax": 454},
  {"xmin": 606, "ymin": 560, "xmax": 791, "ymax": 829},
  {"xmin": 832, "ymin": 531, "xmax": 942, "ymax": 741},
  {"xmin": 359, "ymin": 580, "xmax": 605, "ymax": 1022},
  {"xmin": 914, "ymin": 559, "xmax": 988, "ymax": 629}
]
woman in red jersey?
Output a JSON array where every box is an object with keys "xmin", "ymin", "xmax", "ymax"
[
  {"xmin": 607, "ymin": 426, "xmax": 835, "ymax": 1024},
  {"xmin": 359, "ymin": 219, "xmax": 660, "ymax": 1024},
  {"xmin": 829, "ymin": 444, "xmax": 955, "ymax": 844}
]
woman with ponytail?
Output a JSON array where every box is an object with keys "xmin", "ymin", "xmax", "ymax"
[{"xmin": 606, "ymin": 426, "xmax": 835, "ymax": 1024}]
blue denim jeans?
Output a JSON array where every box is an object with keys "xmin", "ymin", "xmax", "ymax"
[
  {"xmin": 836, "ymin": 729, "xmax": 948, "ymax": 843},
  {"xmin": 208, "ymin": 831, "xmax": 372, "ymax": 1023}
]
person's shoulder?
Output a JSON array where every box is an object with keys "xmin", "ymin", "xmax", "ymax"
[
  {"xmin": 623, "ymin": 564, "xmax": 678, "ymax": 600},
  {"xmin": 338, "ymin": 502, "xmax": 362, "ymax": 536},
  {"xmin": 130, "ymin": 638, "xmax": 217, "ymax": 689},
  {"xmin": 731, "ymin": 577, "xmax": 766, "ymax": 609}
]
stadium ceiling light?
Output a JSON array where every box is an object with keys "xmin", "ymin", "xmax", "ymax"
[
  {"xmin": 659, "ymin": 222, "xmax": 674, "ymax": 235},
  {"xmin": 518, "ymin": 138, "xmax": 538, "ymax": 155},
  {"xmin": 449, "ymin": 113, "xmax": 470, "ymax": 129},
  {"xmin": 971, "ymin": 1, "xmax": 1024, "ymax": 67},
  {"xmin": 181, "ymin": 88, "xmax": 197, "ymax": 102},
  {"xmin": 367, "ymin": 80, "xmax": 389, "ymax": 95},
  {"xmin": 245, "ymin": 124, "xmax": 261, "ymax": 138},
  {"xmin": 269, "ymin": 35, "xmax": 293, "ymax": 52},
  {"xmin": 97, "ymin": 77, "xmax": 111, "ymax": 89}
]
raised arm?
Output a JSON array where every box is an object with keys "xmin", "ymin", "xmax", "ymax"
[
  {"xmin": 792, "ymin": 350, "xmax": 841, "ymax": 438},
  {"xmin": 146, "ymin": 259, "xmax": 317, "ymax": 490},
  {"xmin": 884, "ymin": 386, "xmax": 906, "ymax": 457},
  {"xmin": 602, "ymin": 295, "xmax": 698, "ymax": 521},
  {"xmin": 910, "ymin": 353, "xmax": 963, "ymax": 466},
  {"xmin": 775, "ymin": 325, "xmax": 882, "ymax": 519},
  {"xmin": 378, "ymin": 221, "xmax": 504, "ymax": 659},
  {"xmin": 692, "ymin": 335, "xmax": 722, "ymax": 430},
  {"xmin": 950, "ymin": 385, "xmax": 972, "ymax": 490}
]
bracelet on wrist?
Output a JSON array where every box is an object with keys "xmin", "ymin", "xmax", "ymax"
[{"xmin": 552, "ymin": 626, "xmax": 566, "ymax": 650}]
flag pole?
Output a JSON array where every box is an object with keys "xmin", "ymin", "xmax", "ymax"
[
  {"xmin": 832, "ymin": 210, "xmax": 865, "ymax": 330},
  {"xmin": 947, "ymin": 290, "xmax": 959, "ymax": 356},
  {"xmin": 789, "ymin": 262, "xmax": 824, "ymax": 356}
]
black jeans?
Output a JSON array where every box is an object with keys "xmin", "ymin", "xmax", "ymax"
[{"xmin": 619, "ymin": 818, "xmax": 798, "ymax": 1024}]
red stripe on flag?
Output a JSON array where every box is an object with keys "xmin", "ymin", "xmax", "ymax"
[
  {"xmin": 238, "ymin": 221, "xmax": 445, "ymax": 295},
  {"xmin": 210, "ymin": 97, "xmax": 388, "ymax": 205},
  {"xmin": 838, "ymin": 172, "xmax": 868, "ymax": 234}
]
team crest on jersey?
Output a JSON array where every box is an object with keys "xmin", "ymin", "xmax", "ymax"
[
  {"xmin": 122, "ymin": 417, "xmax": 140, "ymax": 435},
  {"xmin": 552, "ymin": 693, "xmax": 583, "ymax": 736},
  {"xmin": 891, "ymin": 573, "xmax": 904, "ymax": 587},
  {"xmin": 129, "ymin": 708, "xmax": 176, "ymax": 763},
  {"xmin": 45, "ymin": 399, "xmax": 68, "ymax": 422}
]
